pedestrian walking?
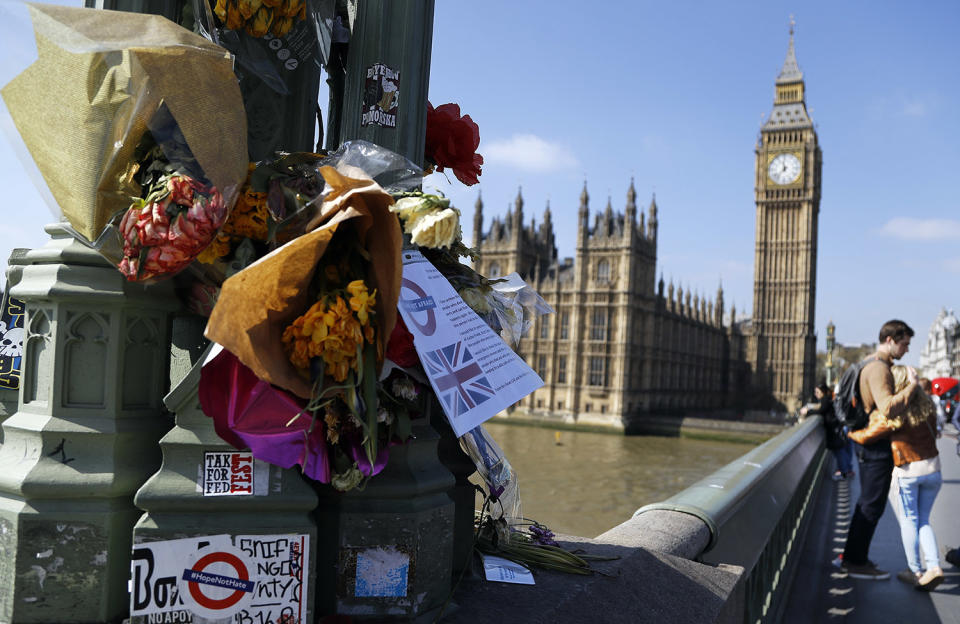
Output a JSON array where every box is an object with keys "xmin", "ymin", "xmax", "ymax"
[{"xmin": 848, "ymin": 365, "xmax": 945, "ymax": 591}]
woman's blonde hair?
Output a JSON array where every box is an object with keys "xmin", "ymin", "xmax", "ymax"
[{"xmin": 889, "ymin": 365, "xmax": 937, "ymax": 429}]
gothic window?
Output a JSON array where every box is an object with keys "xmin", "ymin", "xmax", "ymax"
[
  {"xmin": 488, "ymin": 262, "xmax": 501, "ymax": 278},
  {"xmin": 539, "ymin": 318, "xmax": 549, "ymax": 339},
  {"xmin": 588, "ymin": 356, "xmax": 607, "ymax": 386},
  {"xmin": 557, "ymin": 401, "xmax": 564, "ymax": 410},
  {"xmin": 559, "ymin": 311, "xmax": 569, "ymax": 339},
  {"xmin": 557, "ymin": 356, "xmax": 567, "ymax": 383},
  {"xmin": 537, "ymin": 354, "xmax": 547, "ymax": 378},
  {"xmin": 590, "ymin": 308, "xmax": 607, "ymax": 341},
  {"xmin": 596, "ymin": 259, "xmax": 610, "ymax": 283}
]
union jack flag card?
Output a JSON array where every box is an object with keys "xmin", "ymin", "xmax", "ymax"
[{"xmin": 397, "ymin": 250, "xmax": 543, "ymax": 436}]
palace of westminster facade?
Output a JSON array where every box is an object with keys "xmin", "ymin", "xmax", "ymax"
[{"xmin": 473, "ymin": 28, "xmax": 821, "ymax": 427}]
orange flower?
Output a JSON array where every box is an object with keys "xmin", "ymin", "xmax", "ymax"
[
  {"xmin": 246, "ymin": 5, "xmax": 273, "ymax": 37},
  {"xmin": 196, "ymin": 231, "xmax": 232, "ymax": 264},
  {"xmin": 237, "ymin": 0, "xmax": 262, "ymax": 19},
  {"xmin": 347, "ymin": 280, "xmax": 376, "ymax": 326}
]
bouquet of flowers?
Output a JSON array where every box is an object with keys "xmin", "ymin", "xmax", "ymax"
[
  {"xmin": 1, "ymin": 4, "xmax": 248, "ymax": 282},
  {"xmin": 202, "ymin": 163, "xmax": 405, "ymax": 490},
  {"xmin": 212, "ymin": 0, "xmax": 308, "ymax": 39}
]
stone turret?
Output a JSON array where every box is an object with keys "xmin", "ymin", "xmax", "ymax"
[
  {"xmin": 472, "ymin": 191, "xmax": 484, "ymax": 246},
  {"xmin": 715, "ymin": 281, "xmax": 725, "ymax": 326},
  {"xmin": 647, "ymin": 194, "xmax": 658, "ymax": 241},
  {"xmin": 577, "ymin": 181, "xmax": 590, "ymax": 247},
  {"xmin": 512, "ymin": 187, "xmax": 524, "ymax": 239}
]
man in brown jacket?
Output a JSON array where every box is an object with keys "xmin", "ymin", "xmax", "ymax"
[{"xmin": 836, "ymin": 319, "xmax": 917, "ymax": 580}]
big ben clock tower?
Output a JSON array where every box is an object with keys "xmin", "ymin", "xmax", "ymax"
[{"xmin": 748, "ymin": 19, "xmax": 821, "ymax": 411}]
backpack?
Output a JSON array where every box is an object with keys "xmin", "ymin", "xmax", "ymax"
[{"xmin": 832, "ymin": 356, "xmax": 877, "ymax": 431}]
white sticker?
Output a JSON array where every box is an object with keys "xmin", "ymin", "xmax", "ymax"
[
  {"xmin": 481, "ymin": 554, "xmax": 535, "ymax": 585},
  {"xmin": 354, "ymin": 547, "xmax": 409, "ymax": 597},
  {"xmin": 130, "ymin": 534, "xmax": 309, "ymax": 623},
  {"xmin": 233, "ymin": 534, "xmax": 309, "ymax": 624},
  {"xmin": 201, "ymin": 452, "xmax": 269, "ymax": 496},
  {"xmin": 397, "ymin": 250, "xmax": 543, "ymax": 436},
  {"xmin": 130, "ymin": 535, "xmax": 233, "ymax": 618},
  {"xmin": 178, "ymin": 544, "xmax": 256, "ymax": 619}
]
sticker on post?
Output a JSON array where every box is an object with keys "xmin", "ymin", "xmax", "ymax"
[
  {"xmin": 179, "ymin": 544, "xmax": 256, "ymax": 619},
  {"xmin": 131, "ymin": 534, "xmax": 308, "ymax": 622},
  {"xmin": 397, "ymin": 250, "xmax": 544, "ymax": 436},
  {"xmin": 362, "ymin": 62, "xmax": 399, "ymax": 127},
  {"xmin": 355, "ymin": 546, "xmax": 409, "ymax": 597},
  {"xmin": 0, "ymin": 282, "xmax": 25, "ymax": 390},
  {"xmin": 235, "ymin": 534, "xmax": 309, "ymax": 624},
  {"xmin": 482, "ymin": 554, "xmax": 535, "ymax": 585},
  {"xmin": 201, "ymin": 451, "xmax": 269, "ymax": 496},
  {"xmin": 130, "ymin": 535, "xmax": 233, "ymax": 618}
]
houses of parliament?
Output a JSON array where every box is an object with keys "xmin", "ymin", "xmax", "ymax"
[{"xmin": 472, "ymin": 27, "xmax": 821, "ymax": 428}]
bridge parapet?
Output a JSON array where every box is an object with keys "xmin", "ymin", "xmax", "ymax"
[{"xmin": 602, "ymin": 416, "xmax": 827, "ymax": 623}]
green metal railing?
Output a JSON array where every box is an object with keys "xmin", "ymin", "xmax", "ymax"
[{"xmin": 634, "ymin": 416, "xmax": 827, "ymax": 624}]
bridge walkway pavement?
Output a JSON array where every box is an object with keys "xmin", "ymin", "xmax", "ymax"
[{"xmin": 784, "ymin": 427, "xmax": 960, "ymax": 623}]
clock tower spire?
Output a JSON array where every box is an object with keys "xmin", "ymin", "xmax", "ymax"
[{"xmin": 747, "ymin": 18, "xmax": 822, "ymax": 412}]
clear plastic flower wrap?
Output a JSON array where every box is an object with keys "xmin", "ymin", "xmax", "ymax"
[
  {"xmin": 0, "ymin": 4, "xmax": 248, "ymax": 282},
  {"xmin": 459, "ymin": 425, "xmax": 522, "ymax": 523},
  {"xmin": 489, "ymin": 273, "xmax": 555, "ymax": 349},
  {"xmin": 194, "ymin": 0, "xmax": 337, "ymax": 160}
]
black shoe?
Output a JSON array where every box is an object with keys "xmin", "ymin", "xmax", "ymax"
[
  {"xmin": 945, "ymin": 548, "xmax": 960, "ymax": 568},
  {"xmin": 845, "ymin": 560, "xmax": 890, "ymax": 580}
]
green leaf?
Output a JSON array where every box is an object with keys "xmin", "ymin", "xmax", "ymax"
[{"xmin": 395, "ymin": 408, "xmax": 412, "ymax": 441}]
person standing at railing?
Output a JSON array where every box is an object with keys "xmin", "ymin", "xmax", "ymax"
[
  {"xmin": 799, "ymin": 383, "xmax": 854, "ymax": 480},
  {"xmin": 847, "ymin": 365, "xmax": 944, "ymax": 591},
  {"xmin": 834, "ymin": 320, "xmax": 917, "ymax": 581}
]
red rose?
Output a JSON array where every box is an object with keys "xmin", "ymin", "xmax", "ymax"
[
  {"xmin": 425, "ymin": 102, "xmax": 483, "ymax": 186},
  {"xmin": 386, "ymin": 315, "xmax": 419, "ymax": 368},
  {"xmin": 118, "ymin": 174, "xmax": 227, "ymax": 281}
]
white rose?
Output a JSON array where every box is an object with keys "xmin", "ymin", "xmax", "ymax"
[
  {"xmin": 409, "ymin": 208, "xmax": 460, "ymax": 249},
  {"xmin": 391, "ymin": 196, "xmax": 425, "ymax": 221}
]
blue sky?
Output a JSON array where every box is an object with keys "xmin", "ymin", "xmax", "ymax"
[{"xmin": 2, "ymin": 0, "xmax": 959, "ymax": 367}]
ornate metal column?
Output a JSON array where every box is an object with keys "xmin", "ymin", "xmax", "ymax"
[
  {"xmin": 335, "ymin": 0, "xmax": 435, "ymax": 168},
  {"xmin": 314, "ymin": 2, "xmax": 464, "ymax": 619},
  {"xmin": 0, "ymin": 224, "xmax": 176, "ymax": 623}
]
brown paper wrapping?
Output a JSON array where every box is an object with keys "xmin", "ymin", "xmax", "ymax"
[
  {"xmin": 1, "ymin": 4, "xmax": 247, "ymax": 241},
  {"xmin": 205, "ymin": 165, "xmax": 402, "ymax": 399}
]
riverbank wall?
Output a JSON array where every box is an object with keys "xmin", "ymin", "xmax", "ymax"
[{"xmin": 494, "ymin": 409, "xmax": 785, "ymax": 444}]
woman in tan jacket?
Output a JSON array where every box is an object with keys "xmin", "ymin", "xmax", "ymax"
[{"xmin": 847, "ymin": 365, "xmax": 944, "ymax": 591}]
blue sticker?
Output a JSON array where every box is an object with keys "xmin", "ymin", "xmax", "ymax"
[{"xmin": 354, "ymin": 548, "xmax": 409, "ymax": 598}]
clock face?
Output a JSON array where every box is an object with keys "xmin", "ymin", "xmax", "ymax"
[{"xmin": 768, "ymin": 153, "xmax": 802, "ymax": 185}]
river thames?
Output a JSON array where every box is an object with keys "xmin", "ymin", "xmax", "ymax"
[{"xmin": 482, "ymin": 422, "xmax": 760, "ymax": 538}]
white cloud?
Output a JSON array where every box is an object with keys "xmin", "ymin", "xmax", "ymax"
[
  {"xmin": 878, "ymin": 217, "xmax": 960, "ymax": 241},
  {"xmin": 902, "ymin": 100, "xmax": 927, "ymax": 117},
  {"xmin": 483, "ymin": 134, "xmax": 578, "ymax": 172}
]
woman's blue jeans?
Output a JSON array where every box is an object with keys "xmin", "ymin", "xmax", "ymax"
[
  {"xmin": 833, "ymin": 440, "xmax": 854, "ymax": 474},
  {"xmin": 897, "ymin": 471, "xmax": 942, "ymax": 573}
]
